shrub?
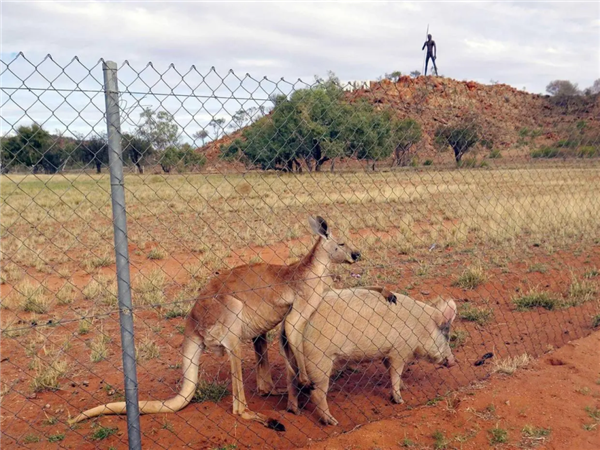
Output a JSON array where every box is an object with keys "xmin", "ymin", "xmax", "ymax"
[{"xmin": 531, "ymin": 147, "xmax": 561, "ymax": 158}]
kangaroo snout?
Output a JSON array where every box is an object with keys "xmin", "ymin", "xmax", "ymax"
[{"xmin": 351, "ymin": 251, "xmax": 361, "ymax": 262}]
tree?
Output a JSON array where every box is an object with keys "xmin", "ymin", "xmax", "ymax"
[
  {"xmin": 392, "ymin": 118, "xmax": 423, "ymax": 166},
  {"xmin": 230, "ymin": 109, "xmax": 251, "ymax": 130},
  {"xmin": 0, "ymin": 124, "xmax": 69, "ymax": 173},
  {"xmin": 159, "ymin": 143, "xmax": 206, "ymax": 173},
  {"xmin": 220, "ymin": 72, "xmax": 422, "ymax": 172},
  {"xmin": 122, "ymin": 133, "xmax": 153, "ymax": 174},
  {"xmin": 77, "ymin": 135, "xmax": 107, "ymax": 174},
  {"xmin": 385, "ymin": 71, "xmax": 403, "ymax": 82},
  {"xmin": 209, "ymin": 118, "xmax": 226, "ymax": 139},
  {"xmin": 136, "ymin": 108, "xmax": 179, "ymax": 151},
  {"xmin": 586, "ymin": 79, "xmax": 600, "ymax": 95},
  {"xmin": 410, "ymin": 70, "xmax": 421, "ymax": 78},
  {"xmin": 435, "ymin": 121, "xmax": 480, "ymax": 164},
  {"xmin": 193, "ymin": 130, "xmax": 209, "ymax": 146},
  {"xmin": 546, "ymin": 80, "xmax": 580, "ymax": 97}
]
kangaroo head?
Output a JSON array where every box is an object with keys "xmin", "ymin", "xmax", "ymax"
[{"xmin": 308, "ymin": 216, "xmax": 361, "ymax": 264}]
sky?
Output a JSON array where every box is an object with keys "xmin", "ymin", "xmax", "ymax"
[{"xmin": 2, "ymin": 0, "xmax": 599, "ymax": 138}]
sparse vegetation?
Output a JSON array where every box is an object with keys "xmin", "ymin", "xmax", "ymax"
[
  {"xmin": 458, "ymin": 303, "xmax": 494, "ymax": 325},
  {"xmin": 47, "ymin": 433, "xmax": 65, "ymax": 443},
  {"xmin": 592, "ymin": 314, "xmax": 600, "ymax": 328},
  {"xmin": 489, "ymin": 426, "xmax": 509, "ymax": 444},
  {"xmin": 23, "ymin": 434, "xmax": 41, "ymax": 444},
  {"xmin": 137, "ymin": 335, "xmax": 160, "ymax": 360},
  {"xmin": 449, "ymin": 329, "xmax": 469, "ymax": 348},
  {"xmin": 133, "ymin": 270, "xmax": 167, "ymax": 306},
  {"xmin": 30, "ymin": 351, "xmax": 68, "ymax": 392},
  {"xmin": 12, "ymin": 281, "xmax": 49, "ymax": 313},
  {"xmin": 193, "ymin": 379, "xmax": 230, "ymax": 403},
  {"xmin": 492, "ymin": 353, "xmax": 531, "ymax": 375},
  {"xmin": 453, "ymin": 266, "xmax": 486, "ymax": 289},
  {"xmin": 527, "ymin": 263, "xmax": 547, "ymax": 274},
  {"xmin": 147, "ymin": 248, "xmax": 167, "ymax": 260},
  {"xmin": 432, "ymin": 430, "xmax": 449, "ymax": 449},
  {"xmin": 513, "ymin": 289, "xmax": 560, "ymax": 311},
  {"xmin": 91, "ymin": 425, "xmax": 118, "ymax": 440},
  {"xmin": 566, "ymin": 275, "xmax": 597, "ymax": 305},
  {"xmin": 90, "ymin": 332, "xmax": 111, "ymax": 362}
]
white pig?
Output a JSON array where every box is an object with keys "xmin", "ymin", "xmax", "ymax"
[{"xmin": 282, "ymin": 287, "xmax": 457, "ymax": 425}]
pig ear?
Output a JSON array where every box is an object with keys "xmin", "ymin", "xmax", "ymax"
[{"xmin": 433, "ymin": 298, "xmax": 457, "ymax": 327}]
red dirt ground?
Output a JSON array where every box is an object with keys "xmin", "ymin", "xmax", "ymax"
[{"xmin": 1, "ymin": 239, "xmax": 599, "ymax": 449}]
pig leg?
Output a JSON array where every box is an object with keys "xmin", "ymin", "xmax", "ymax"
[{"xmin": 387, "ymin": 357, "xmax": 406, "ymax": 404}]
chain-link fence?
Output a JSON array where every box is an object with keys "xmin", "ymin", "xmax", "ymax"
[{"xmin": 2, "ymin": 53, "xmax": 600, "ymax": 449}]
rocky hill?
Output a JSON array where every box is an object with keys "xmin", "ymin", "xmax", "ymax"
[{"xmin": 198, "ymin": 76, "xmax": 600, "ymax": 170}]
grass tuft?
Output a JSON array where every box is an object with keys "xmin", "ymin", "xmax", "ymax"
[
  {"xmin": 489, "ymin": 426, "xmax": 509, "ymax": 444},
  {"xmin": 566, "ymin": 275, "xmax": 597, "ymax": 306},
  {"xmin": 137, "ymin": 335, "xmax": 160, "ymax": 360},
  {"xmin": 453, "ymin": 266, "xmax": 486, "ymax": 289},
  {"xmin": 90, "ymin": 332, "xmax": 111, "ymax": 362},
  {"xmin": 30, "ymin": 350, "xmax": 68, "ymax": 392},
  {"xmin": 458, "ymin": 303, "xmax": 494, "ymax": 325},
  {"xmin": 513, "ymin": 289, "xmax": 560, "ymax": 311},
  {"xmin": 12, "ymin": 281, "xmax": 50, "ymax": 313},
  {"xmin": 193, "ymin": 379, "xmax": 230, "ymax": 403},
  {"xmin": 492, "ymin": 353, "xmax": 531, "ymax": 375},
  {"xmin": 147, "ymin": 248, "xmax": 167, "ymax": 260},
  {"xmin": 449, "ymin": 329, "xmax": 469, "ymax": 348},
  {"xmin": 91, "ymin": 425, "xmax": 118, "ymax": 440}
]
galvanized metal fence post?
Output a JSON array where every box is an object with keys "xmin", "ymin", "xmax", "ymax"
[{"xmin": 102, "ymin": 60, "xmax": 143, "ymax": 450}]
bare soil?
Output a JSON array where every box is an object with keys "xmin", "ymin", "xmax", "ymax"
[{"xmin": 1, "ymin": 238, "xmax": 599, "ymax": 449}]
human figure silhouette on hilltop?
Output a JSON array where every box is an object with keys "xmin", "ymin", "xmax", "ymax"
[{"xmin": 422, "ymin": 34, "xmax": 438, "ymax": 76}]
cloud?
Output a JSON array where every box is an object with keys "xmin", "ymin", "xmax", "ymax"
[{"xmin": 2, "ymin": 1, "xmax": 599, "ymax": 136}]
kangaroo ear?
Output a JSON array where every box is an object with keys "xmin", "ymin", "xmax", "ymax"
[
  {"xmin": 308, "ymin": 216, "xmax": 329, "ymax": 238},
  {"xmin": 432, "ymin": 298, "xmax": 457, "ymax": 327}
]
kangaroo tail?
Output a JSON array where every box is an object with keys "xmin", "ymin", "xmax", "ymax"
[{"xmin": 69, "ymin": 333, "xmax": 203, "ymax": 424}]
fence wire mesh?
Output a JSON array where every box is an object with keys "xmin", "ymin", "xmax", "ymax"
[{"xmin": 1, "ymin": 53, "xmax": 600, "ymax": 449}]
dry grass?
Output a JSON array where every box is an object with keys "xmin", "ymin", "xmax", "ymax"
[
  {"xmin": 30, "ymin": 348, "xmax": 68, "ymax": 392},
  {"xmin": 2, "ymin": 168, "xmax": 600, "ymax": 277},
  {"xmin": 453, "ymin": 265, "xmax": 486, "ymax": 289},
  {"xmin": 133, "ymin": 270, "xmax": 167, "ymax": 307},
  {"xmin": 82, "ymin": 276, "xmax": 117, "ymax": 307},
  {"xmin": 9, "ymin": 281, "xmax": 50, "ymax": 313},
  {"xmin": 566, "ymin": 275, "xmax": 597, "ymax": 306},
  {"xmin": 492, "ymin": 353, "xmax": 531, "ymax": 375},
  {"xmin": 56, "ymin": 283, "xmax": 75, "ymax": 306},
  {"xmin": 89, "ymin": 332, "xmax": 111, "ymax": 362},
  {"xmin": 147, "ymin": 248, "xmax": 167, "ymax": 260},
  {"xmin": 137, "ymin": 335, "xmax": 160, "ymax": 360},
  {"xmin": 458, "ymin": 303, "xmax": 494, "ymax": 325}
]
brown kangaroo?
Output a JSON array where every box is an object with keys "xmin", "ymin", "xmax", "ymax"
[{"xmin": 69, "ymin": 216, "xmax": 360, "ymax": 431}]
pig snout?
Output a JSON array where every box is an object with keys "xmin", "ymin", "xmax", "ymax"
[{"xmin": 443, "ymin": 354, "xmax": 457, "ymax": 368}]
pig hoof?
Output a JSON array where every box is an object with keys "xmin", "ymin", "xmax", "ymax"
[{"xmin": 286, "ymin": 404, "xmax": 300, "ymax": 415}]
